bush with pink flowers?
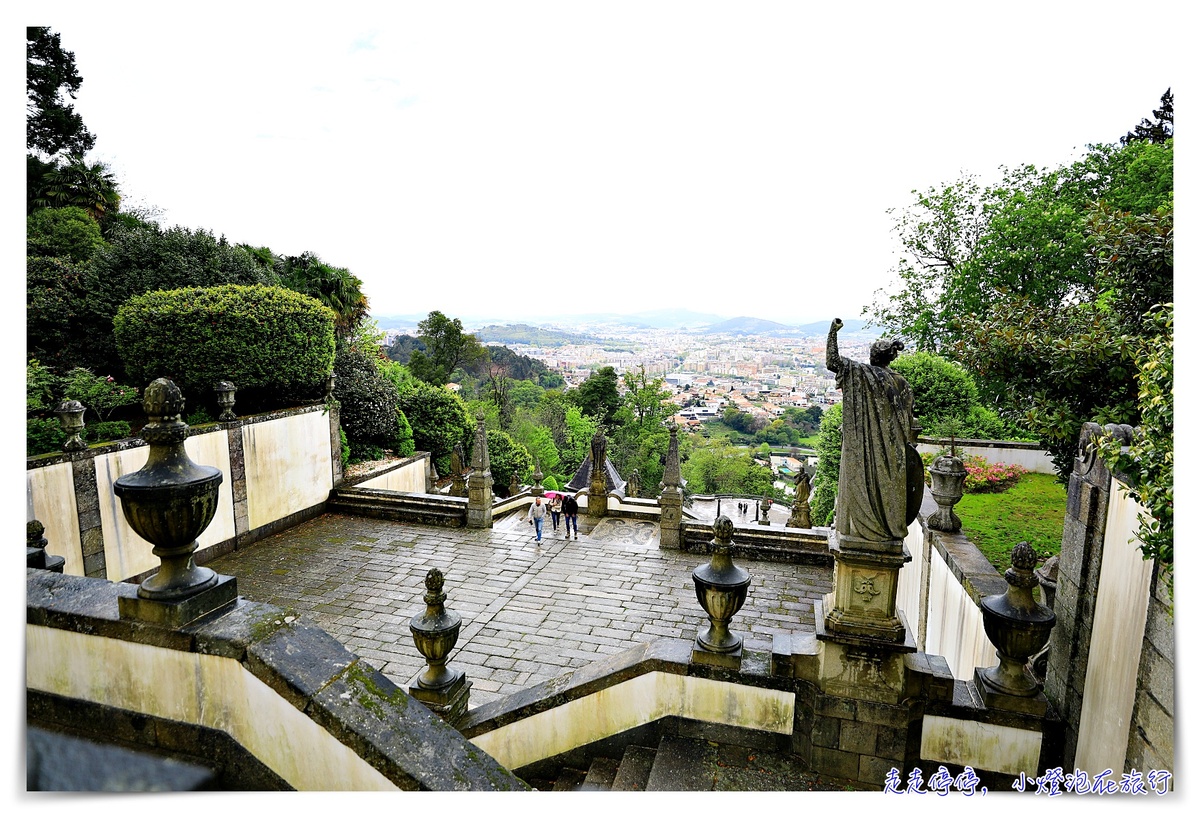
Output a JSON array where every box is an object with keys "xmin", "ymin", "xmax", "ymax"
[{"xmin": 961, "ymin": 455, "xmax": 1027, "ymax": 493}]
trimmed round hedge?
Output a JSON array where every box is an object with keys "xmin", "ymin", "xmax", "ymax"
[{"xmin": 114, "ymin": 284, "xmax": 336, "ymax": 397}]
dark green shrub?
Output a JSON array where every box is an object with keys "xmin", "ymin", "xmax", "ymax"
[
  {"xmin": 349, "ymin": 442, "xmax": 386, "ymax": 463},
  {"xmin": 114, "ymin": 285, "xmax": 336, "ymax": 404},
  {"xmin": 397, "ymin": 380, "xmax": 473, "ymax": 465},
  {"xmin": 87, "ymin": 420, "xmax": 132, "ymax": 444},
  {"xmin": 810, "ymin": 403, "xmax": 843, "ymax": 527},
  {"xmin": 487, "ymin": 429, "xmax": 532, "ymax": 497},
  {"xmin": 340, "ymin": 428, "xmax": 350, "ymax": 469},
  {"xmin": 79, "ymin": 224, "xmax": 278, "ymax": 377},
  {"xmin": 393, "ymin": 410, "xmax": 415, "ymax": 457},
  {"xmin": 890, "ymin": 352, "xmax": 978, "ymax": 425},
  {"xmin": 27, "ymin": 206, "xmax": 107, "ymax": 262},
  {"xmin": 60, "ymin": 367, "xmax": 139, "ymax": 424},
  {"xmin": 334, "ymin": 342, "xmax": 401, "ymax": 448},
  {"xmin": 27, "ymin": 418, "xmax": 65, "ymax": 457},
  {"xmin": 27, "ymin": 256, "xmax": 90, "ymax": 370}
]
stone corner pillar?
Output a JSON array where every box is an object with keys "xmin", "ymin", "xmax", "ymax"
[
  {"xmin": 466, "ymin": 414, "xmax": 493, "ymax": 529},
  {"xmin": 658, "ymin": 423, "xmax": 684, "ymax": 548}
]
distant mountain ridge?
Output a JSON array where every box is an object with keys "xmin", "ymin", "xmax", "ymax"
[{"xmin": 372, "ymin": 311, "xmax": 875, "ymax": 336}]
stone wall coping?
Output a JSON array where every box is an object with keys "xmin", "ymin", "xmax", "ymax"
[
  {"xmin": 26, "ymin": 402, "xmax": 333, "ymax": 471},
  {"xmin": 26, "ymin": 568, "xmax": 526, "ymax": 791},
  {"xmin": 341, "ymin": 452, "xmax": 429, "ymax": 489},
  {"xmin": 917, "ymin": 436, "xmax": 1044, "ymax": 451}
]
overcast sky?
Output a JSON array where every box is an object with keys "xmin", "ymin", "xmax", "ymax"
[{"xmin": 24, "ymin": 3, "xmax": 1184, "ymax": 327}]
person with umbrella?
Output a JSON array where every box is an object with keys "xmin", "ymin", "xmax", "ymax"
[{"xmin": 548, "ymin": 491, "xmax": 563, "ymax": 535}]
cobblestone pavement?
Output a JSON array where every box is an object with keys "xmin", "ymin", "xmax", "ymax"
[{"xmin": 207, "ymin": 512, "xmax": 833, "ymax": 708}]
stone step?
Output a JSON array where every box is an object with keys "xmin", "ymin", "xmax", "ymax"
[
  {"xmin": 610, "ymin": 745, "xmax": 657, "ymax": 791},
  {"xmin": 644, "ymin": 737, "xmax": 715, "ymax": 792},
  {"xmin": 551, "ymin": 767, "xmax": 589, "ymax": 791},
  {"xmin": 580, "ymin": 756, "xmax": 620, "ymax": 791},
  {"xmin": 328, "ymin": 488, "xmax": 466, "ymax": 527}
]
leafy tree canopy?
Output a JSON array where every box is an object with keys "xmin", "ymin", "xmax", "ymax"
[
  {"xmin": 1122, "ymin": 88, "xmax": 1173, "ymax": 146},
  {"xmin": 572, "ymin": 366, "xmax": 621, "ymax": 427},
  {"xmin": 27, "ymin": 27, "xmax": 95, "ymax": 158},
  {"xmin": 410, "ymin": 311, "xmax": 486, "ymax": 385},
  {"xmin": 27, "ymin": 206, "xmax": 106, "ymax": 262}
]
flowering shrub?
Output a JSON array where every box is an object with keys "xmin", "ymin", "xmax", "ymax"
[
  {"xmin": 962, "ymin": 455, "xmax": 1027, "ymax": 493},
  {"xmin": 62, "ymin": 367, "xmax": 140, "ymax": 423}
]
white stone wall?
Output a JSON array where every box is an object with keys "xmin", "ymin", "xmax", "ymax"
[
  {"xmin": 242, "ymin": 412, "xmax": 333, "ymax": 531},
  {"xmin": 26, "ymin": 624, "xmax": 397, "ymax": 790},
  {"xmin": 916, "ymin": 441, "xmax": 1057, "ymax": 474},
  {"xmin": 93, "ymin": 431, "xmax": 236, "ymax": 582},
  {"xmin": 356, "ymin": 457, "xmax": 427, "ymax": 492},
  {"xmin": 923, "ymin": 547, "xmax": 997, "ymax": 681},
  {"xmin": 1075, "ymin": 479, "xmax": 1155, "ymax": 775},
  {"xmin": 895, "ymin": 517, "xmax": 925, "ymax": 643},
  {"xmin": 26, "ymin": 462, "xmax": 82, "ymax": 576}
]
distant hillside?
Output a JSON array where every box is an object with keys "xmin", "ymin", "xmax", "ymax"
[
  {"xmin": 704, "ymin": 316, "xmax": 792, "ymax": 335},
  {"xmin": 792, "ymin": 318, "xmax": 874, "ymax": 337},
  {"xmin": 474, "ymin": 324, "xmax": 595, "ymax": 347}
]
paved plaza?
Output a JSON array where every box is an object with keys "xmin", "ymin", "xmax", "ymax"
[{"xmin": 207, "ymin": 510, "xmax": 833, "ymax": 708}]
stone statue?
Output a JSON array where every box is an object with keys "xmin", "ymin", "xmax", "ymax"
[
  {"xmin": 825, "ymin": 318, "xmax": 923, "ymax": 543},
  {"xmin": 590, "ymin": 430, "xmax": 607, "ymax": 472},
  {"xmin": 788, "ymin": 471, "xmax": 812, "ymax": 529},
  {"xmin": 627, "ymin": 469, "xmax": 641, "ymax": 499}
]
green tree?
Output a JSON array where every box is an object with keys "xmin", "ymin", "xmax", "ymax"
[
  {"xmin": 26, "ymin": 27, "xmax": 95, "ymax": 158},
  {"xmin": 409, "ymin": 311, "xmax": 486, "ymax": 385},
  {"xmin": 623, "ymin": 365, "xmax": 675, "ymax": 425},
  {"xmin": 888, "ymin": 352, "xmax": 979, "ymax": 428},
  {"xmin": 33, "ymin": 156, "xmax": 121, "ymax": 222},
  {"xmin": 1096, "ymin": 304, "xmax": 1172, "ymax": 585},
  {"xmin": 27, "ymin": 206, "xmax": 106, "ymax": 262},
  {"xmin": 276, "ymin": 252, "xmax": 369, "ymax": 337},
  {"xmin": 681, "ymin": 438, "xmax": 772, "ymax": 497},
  {"xmin": 486, "ymin": 430, "xmax": 533, "ymax": 496},
  {"xmin": 1122, "ymin": 88, "xmax": 1173, "ymax": 146},
  {"xmin": 810, "ymin": 403, "xmax": 843, "ymax": 527},
  {"xmin": 333, "ymin": 339, "xmax": 402, "ymax": 454},
  {"xmin": 397, "ymin": 379, "xmax": 474, "ymax": 473},
  {"xmin": 954, "ymin": 200, "xmax": 1171, "ymax": 479},
  {"xmin": 60, "ymin": 224, "xmax": 274, "ymax": 377},
  {"xmin": 867, "ymin": 140, "xmax": 1172, "ymax": 353},
  {"xmin": 572, "ymin": 366, "xmax": 621, "ymax": 427}
]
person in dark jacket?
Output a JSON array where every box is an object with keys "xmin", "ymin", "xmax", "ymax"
[{"xmin": 562, "ymin": 493, "xmax": 579, "ymax": 539}]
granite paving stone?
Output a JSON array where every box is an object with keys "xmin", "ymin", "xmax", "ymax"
[{"xmin": 207, "ymin": 511, "xmax": 832, "ymax": 709}]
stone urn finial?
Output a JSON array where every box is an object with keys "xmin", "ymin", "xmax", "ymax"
[
  {"xmin": 214, "ymin": 380, "xmax": 237, "ymax": 421},
  {"xmin": 978, "ymin": 542, "xmax": 1056, "ymax": 698},
  {"xmin": 27, "ymin": 519, "xmax": 65, "ymax": 573},
  {"xmin": 54, "ymin": 400, "xmax": 87, "ymax": 452},
  {"xmin": 409, "ymin": 568, "xmax": 470, "ymax": 722},
  {"xmin": 928, "ymin": 453, "xmax": 967, "ymax": 532},
  {"xmin": 114, "ymin": 379, "xmax": 224, "ymax": 604},
  {"xmin": 532, "ymin": 459, "xmax": 544, "ymax": 497},
  {"xmin": 692, "ymin": 515, "xmax": 751, "ymax": 666}
]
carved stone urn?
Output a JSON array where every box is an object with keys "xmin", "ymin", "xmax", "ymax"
[
  {"xmin": 114, "ymin": 379, "xmax": 223, "ymax": 601},
  {"xmin": 927, "ymin": 453, "xmax": 967, "ymax": 532},
  {"xmin": 213, "ymin": 380, "xmax": 237, "ymax": 421},
  {"xmin": 978, "ymin": 542, "xmax": 1056, "ymax": 697},
  {"xmin": 55, "ymin": 400, "xmax": 87, "ymax": 452},
  {"xmin": 410, "ymin": 568, "xmax": 464, "ymax": 691},
  {"xmin": 692, "ymin": 515, "xmax": 751, "ymax": 657}
]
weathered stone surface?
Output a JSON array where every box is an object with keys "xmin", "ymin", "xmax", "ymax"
[
  {"xmin": 309, "ymin": 660, "xmax": 526, "ymax": 791},
  {"xmin": 245, "ymin": 620, "xmax": 359, "ymax": 709}
]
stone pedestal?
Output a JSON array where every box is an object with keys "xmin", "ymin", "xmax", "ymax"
[
  {"xmin": 118, "ymin": 575, "xmax": 239, "ymax": 628},
  {"xmin": 409, "ymin": 675, "xmax": 472, "ymax": 725},
  {"xmin": 821, "ymin": 535, "xmax": 911, "ymax": 644},
  {"xmin": 659, "ymin": 489, "xmax": 683, "ymax": 548}
]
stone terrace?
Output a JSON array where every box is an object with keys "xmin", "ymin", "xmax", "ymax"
[{"xmin": 207, "ymin": 512, "xmax": 833, "ymax": 708}]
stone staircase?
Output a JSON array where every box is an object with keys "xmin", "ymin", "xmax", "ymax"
[
  {"xmin": 327, "ymin": 487, "xmax": 467, "ymax": 527},
  {"xmin": 524, "ymin": 735, "xmax": 858, "ymax": 792}
]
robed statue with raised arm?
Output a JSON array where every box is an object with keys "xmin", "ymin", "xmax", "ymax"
[{"xmin": 826, "ymin": 318, "xmax": 924, "ymax": 544}]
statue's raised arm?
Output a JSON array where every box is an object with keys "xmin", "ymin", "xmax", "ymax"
[{"xmin": 826, "ymin": 318, "xmax": 844, "ymax": 373}]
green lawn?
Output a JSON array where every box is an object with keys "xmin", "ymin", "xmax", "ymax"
[{"xmin": 956, "ymin": 473, "xmax": 1067, "ymax": 573}]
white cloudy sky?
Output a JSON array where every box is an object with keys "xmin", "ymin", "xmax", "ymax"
[{"xmin": 19, "ymin": 2, "xmax": 1185, "ymax": 326}]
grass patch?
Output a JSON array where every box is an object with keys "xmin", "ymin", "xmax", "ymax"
[{"xmin": 956, "ymin": 473, "xmax": 1066, "ymax": 573}]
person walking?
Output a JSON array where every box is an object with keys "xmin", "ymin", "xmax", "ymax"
[
  {"xmin": 549, "ymin": 493, "xmax": 563, "ymax": 534},
  {"xmin": 526, "ymin": 496, "xmax": 546, "ymax": 543},
  {"xmin": 562, "ymin": 493, "xmax": 579, "ymax": 539}
]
